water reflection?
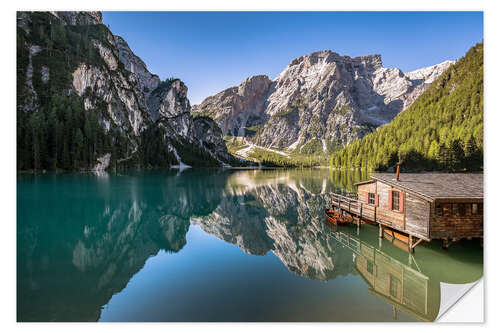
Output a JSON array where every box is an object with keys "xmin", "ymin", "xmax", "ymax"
[
  {"xmin": 17, "ymin": 169, "xmax": 482, "ymax": 322},
  {"xmin": 17, "ymin": 170, "xmax": 228, "ymax": 321}
]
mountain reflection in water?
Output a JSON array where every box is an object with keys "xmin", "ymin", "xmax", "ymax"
[{"xmin": 17, "ymin": 169, "xmax": 483, "ymax": 322}]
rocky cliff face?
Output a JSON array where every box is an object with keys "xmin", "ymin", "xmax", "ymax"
[
  {"xmin": 194, "ymin": 50, "xmax": 454, "ymax": 155},
  {"xmin": 147, "ymin": 79, "xmax": 193, "ymax": 136},
  {"xmin": 113, "ymin": 35, "xmax": 161, "ymax": 103},
  {"xmin": 193, "ymin": 75, "xmax": 272, "ymax": 137},
  {"xmin": 17, "ymin": 11, "xmax": 241, "ymax": 170}
]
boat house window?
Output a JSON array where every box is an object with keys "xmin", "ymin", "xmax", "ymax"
[
  {"xmin": 389, "ymin": 275, "xmax": 400, "ymax": 298},
  {"xmin": 435, "ymin": 204, "xmax": 443, "ymax": 216},
  {"xmin": 368, "ymin": 193, "xmax": 375, "ymax": 205},
  {"xmin": 452, "ymin": 203, "xmax": 466, "ymax": 216},
  {"xmin": 391, "ymin": 191, "xmax": 400, "ymax": 211},
  {"xmin": 472, "ymin": 203, "xmax": 478, "ymax": 214},
  {"xmin": 367, "ymin": 261, "xmax": 374, "ymax": 274},
  {"xmin": 459, "ymin": 204, "xmax": 466, "ymax": 216}
]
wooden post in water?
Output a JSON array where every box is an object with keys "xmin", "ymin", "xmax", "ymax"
[
  {"xmin": 359, "ymin": 203, "xmax": 363, "ymax": 228},
  {"xmin": 379, "ymin": 223, "xmax": 383, "ymax": 238},
  {"xmin": 442, "ymin": 238, "xmax": 450, "ymax": 249},
  {"xmin": 408, "ymin": 235, "xmax": 414, "ymax": 254}
]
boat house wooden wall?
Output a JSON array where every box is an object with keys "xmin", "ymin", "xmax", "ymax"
[
  {"xmin": 357, "ymin": 180, "xmax": 429, "ymax": 240},
  {"xmin": 355, "ymin": 173, "xmax": 483, "ymax": 245}
]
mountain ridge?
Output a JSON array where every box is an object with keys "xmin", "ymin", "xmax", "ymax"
[{"xmin": 193, "ymin": 49, "xmax": 454, "ymax": 161}]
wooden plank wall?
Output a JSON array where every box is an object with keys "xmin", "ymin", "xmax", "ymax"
[
  {"xmin": 376, "ymin": 182, "xmax": 405, "ymax": 229},
  {"xmin": 405, "ymin": 194, "xmax": 430, "ymax": 239},
  {"xmin": 357, "ymin": 183, "xmax": 376, "ymax": 202},
  {"xmin": 429, "ymin": 199, "xmax": 483, "ymax": 239},
  {"xmin": 356, "ymin": 180, "xmax": 483, "ymax": 241}
]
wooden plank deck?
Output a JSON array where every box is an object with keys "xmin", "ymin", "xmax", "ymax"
[{"xmin": 330, "ymin": 192, "xmax": 394, "ymax": 228}]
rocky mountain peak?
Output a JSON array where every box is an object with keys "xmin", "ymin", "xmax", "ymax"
[
  {"xmin": 288, "ymin": 50, "xmax": 337, "ymax": 67},
  {"xmin": 405, "ymin": 60, "xmax": 456, "ymax": 84},
  {"xmin": 286, "ymin": 50, "xmax": 382, "ymax": 73},
  {"xmin": 114, "ymin": 35, "xmax": 160, "ymax": 99},
  {"xmin": 237, "ymin": 75, "xmax": 272, "ymax": 99},
  {"xmin": 352, "ymin": 54, "xmax": 383, "ymax": 71},
  {"xmin": 196, "ymin": 49, "xmax": 454, "ymax": 156}
]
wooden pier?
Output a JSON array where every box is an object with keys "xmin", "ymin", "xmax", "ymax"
[{"xmin": 331, "ymin": 192, "xmax": 424, "ymax": 253}]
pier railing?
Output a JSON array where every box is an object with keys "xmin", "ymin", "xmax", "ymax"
[
  {"xmin": 330, "ymin": 192, "xmax": 377, "ymax": 222},
  {"xmin": 330, "ymin": 192, "xmax": 399, "ymax": 229}
]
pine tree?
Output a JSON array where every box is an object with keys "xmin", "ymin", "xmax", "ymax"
[
  {"xmin": 28, "ymin": 113, "xmax": 41, "ymax": 171},
  {"xmin": 438, "ymin": 144, "xmax": 452, "ymax": 170},
  {"xmin": 73, "ymin": 128, "xmax": 84, "ymax": 169},
  {"xmin": 464, "ymin": 137, "xmax": 482, "ymax": 170},
  {"xmin": 428, "ymin": 140, "xmax": 440, "ymax": 161},
  {"xmin": 47, "ymin": 107, "xmax": 58, "ymax": 169},
  {"xmin": 449, "ymin": 139, "xmax": 465, "ymax": 170}
]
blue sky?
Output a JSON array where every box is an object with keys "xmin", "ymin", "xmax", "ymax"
[{"xmin": 102, "ymin": 11, "xmax": 483, "ymax": 105}]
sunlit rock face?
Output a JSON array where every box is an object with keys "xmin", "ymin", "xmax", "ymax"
[
  {"xmin": 113, "ymin": 35, "xmax": 161, "ymax": 102},
  {"xmin": 192, "ymin": 75, "xmax": 272, "ymax": 137},
  {"xmin": 194, "ymin": 50, "xmax": 454, "ymax": 153},
  {"xmin": 72, "ymin": 62, "xmax": 149, "ymax": 144},
  {"xmin": 147, "ymin": 79, "xmax": 194, "ymax": 139}
]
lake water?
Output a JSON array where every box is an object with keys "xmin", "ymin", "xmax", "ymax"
[{"xmin": 17, "ymin": 169, "xmax": 483, "ymax": 322}]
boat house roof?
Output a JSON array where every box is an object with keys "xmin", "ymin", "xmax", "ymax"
[{"xmin": 365, "ymin": 173, "xmax": 483, "ymax": 201}]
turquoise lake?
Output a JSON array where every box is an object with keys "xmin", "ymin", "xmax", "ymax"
[{"xmin": 17, "ymin": 169, "xmax": 483, "ymax": 322}]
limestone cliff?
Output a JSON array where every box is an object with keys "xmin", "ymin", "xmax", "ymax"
[{"xmin": 192, "ymin": 75, "xmax": 272, "ymax": 137}]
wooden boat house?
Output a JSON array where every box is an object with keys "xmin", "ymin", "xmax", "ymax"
[{"xmin": 331, "ymin": 172, "xmax": 483, "ymax": 252}]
